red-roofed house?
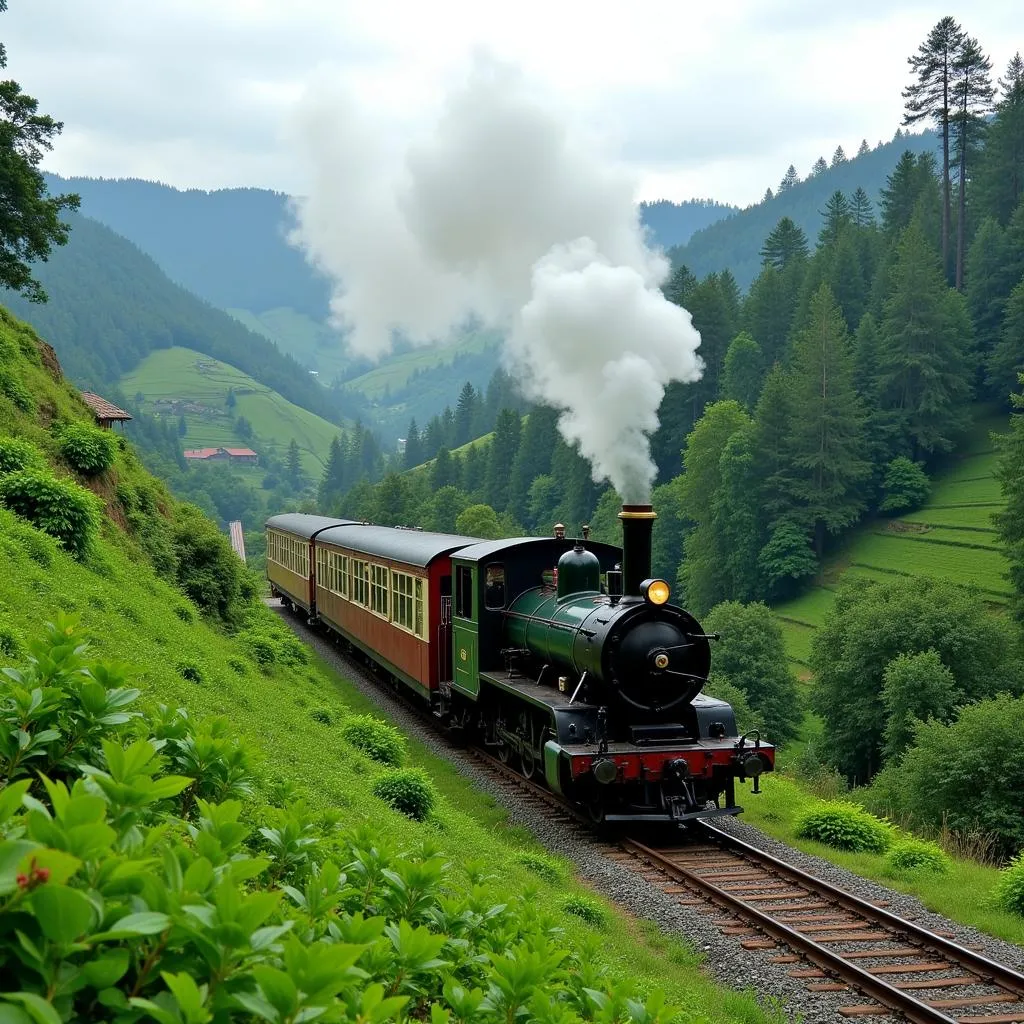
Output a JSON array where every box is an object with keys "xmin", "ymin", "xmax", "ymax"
[{"xmin": 183, "ymin": 446, "xmax": 258, "ymax": 466}]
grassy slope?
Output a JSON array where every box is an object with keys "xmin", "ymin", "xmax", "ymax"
[
  {"xmin": 0, "ymin": 307, "xmax": 775, "ymax": 1024},
  {"xmin": 228, "ymin": 306, "xmax": 353, "ymax": 383},
  {"xmin": 122, "ymin": 345, "xmax": 342, "ymax": 475},
  {"xmin": 773, "ymin": 406, "xmax": 1011, "ymax": 674}
]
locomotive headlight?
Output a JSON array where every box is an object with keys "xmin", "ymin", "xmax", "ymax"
[{"xmin": 640, "ymin": 578, "xmax": 670, "ymax": 605}]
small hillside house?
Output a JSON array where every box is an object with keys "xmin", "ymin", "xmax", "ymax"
[{"xmin": 182, "ymin": 446, "xmax": 259, "ymax": 466}]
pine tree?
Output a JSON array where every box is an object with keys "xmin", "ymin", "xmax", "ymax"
[
  {"xmin": 974, "ymin": 53, "xmax": 1024, "ymax": 226},
  {"xmin": 811, "ymin": 156, "xmax": 828, "ymax": 177},
  {"xmin": 951, "ymin": 32, "xmax": 995, "ymax": 290},
  {"xmin": 687, "ymin": 273, "xmax": 740, "ymax": 404},
  {"xmin": 508, "ymin": 404, "xmax": 559, "ymax": 525},
  {"xmin": 663, "ymin": 263, "xmax": 697, "ymax": 307},
  {"xmin": 831, "ymin": 145, "xmax": 847, "ymax": 167},
  {"xmin": 286, "ymin": 439, "xmax": 303, "ymax": 488},
  {"xmin": 857, "ymin": 139, "xmax": 870, "ymax": 158},
  {"xmin": 826, "ymin": 231, "xmax": 867, "ymax": 333},
  {"xmin": 760, "ymin": 217, "xmax": 809, "ymax": 271},
  {"xmin": 785, "ymin": 285, "xmax": 871, "ymax": 555},
  {"xmin": 484, "ymin": 409, "xmax": 521, "ymax": 511},
  {"xmin": 177, "ymin": 414, "xmax": 187, "ymax": 437},
  {"xmin": 902, "ymin": 16, "xmax": 966, "ymax": 281},
  {"xmin": 742, "ymin": 265, "xmax": 801, "ymax": 368},
  {"xmin": 879, "ymin": 222, "xmax": 975, "ymax": 456},
  {"xmin": 319, "ymin": 434, "xmax": 347, "ymax": 510},
  {"xmin": 818, "ymin": 191, "xmax": 852, "ymax": 248},
  {"xmin": 778, "ymin": 165, "xmax": 800, "ymax": 192},
  {"xmin": 753, "ymin": 364, "xmax": 797, "ymax": 527},
  {"xmin": 453, "ymin": 382, "xmax": 479, "ymax": 447},
  {"xmin": 762, "ymin": 187, "xmax": 774, "ymax": 202},
  {"xmin": 880, "ymin": 151, "xmax": 941, "ymax": 240},
  {"xmin": 993, "ymin": 374, "xmax": 1024, "ymax": 621},
  {"xmin": 989, "ymin": 278, "xmax": 1024, "ymax": 402},
  {"xmin": 430, "ymin": 447, "xmax": 457, "ymax": 491},
  {"xmin": 850, "ymin": 187, "xmax": 874, "ymax": 227},
  {"xmin": 225, "ymin": 388, "xmax": 236, "ymax": 411},
  {"xmin": 720, "ymin": 332, "xmax": 764, "ymax": 410},
  {"xmin": 403, "ymin": 418, "xmax": 423, "ymax": 469}
]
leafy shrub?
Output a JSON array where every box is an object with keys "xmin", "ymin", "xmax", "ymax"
[
  {"xmin": 176, "ymin": 661, "xmax": 204, "ymax": 685},
  {"xmin": 796, "ymin": 801, "xmax": 894, "ymax": 852},
  {"xmin": 880, "ymin": 456, "xmax": 931, "ymax": 513},
  {"xmin": 884, "ymin": 839, "xmax": 951, "ymax": 875},
  {"xmin": 172, "ymin": 503, "xmax": 258, "ymax": 627},
  {"xmin": 993, "ymin": 856, "xmax": 1024, "ymax": 915},
  {"xmin": 310, "ymin": 707, "xmax": 334, "ymax": 726},
  {"xmin": 228, "ymin": 656, "xmax": 248, "ymax": 675},
  {"xmin": 342, "ymin": 713, "xmax": 407, "ymax": 766},
  {"xmin": 0, "ymin": 617, "xmax": 685, "ymax": 1024},
  {"xmin": 372, "ymin": 766, "xmax": 436, "ymax": 819},
  {"xmin": 0, "ymin": 468, "xmax": 101, "ymax": 559},
  {"xmin": 0, "ymin": 624, "xmax": 22, "ymax": 658},
  {"xmin": 7, "ymin": 518, "xmax": 58, "ymax": 568},
  {"xmin": 519, "ymin": 851, "xmax": 564, "ymax": 883},
  {"xmin": 56, "ymin": 421, "xmax": 117, "ymax": 477},
  {"xmin": 173, "ymin": 603, "xmax": 195, "ymax": 623},
  {"xmin": 0, "ymin": 365, "xmax": 34, "ymax": 412},
  {"xmin": 562, "ymin": 894, "xmax": 608, "ymax": 928},
  {"xmin": 0, "ymin": 437, "xmax": 44, "ymax": 474}
]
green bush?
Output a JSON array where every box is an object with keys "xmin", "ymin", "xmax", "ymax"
[
  {"xmin": 796, "ymin": 801, "xmax": 894, "ymax": 852},
  {"xmin": 57, "ymin": 422, "xmax": 117, "ymax": 477},
  {"xmin": 880, "ymin": 456, "xmax": 931, "ymax": 513},
  {"xmin": 0, "ymin": 437, "xmax": 44, "ymax": 475},
  {"xmin": 519, "ymin": 851, "xmax": 565, "ymax": 883},
  {"xmin": 372, "ymin": 766, "xmax": 436, "ymax": 820},
  {"xmin": 0, "ymin": 624, "xmax": 22, "ymax": 658},
  {"xmin": 0, "ymin": 468, "xmax": 101, "ymax": 559},
  {"xmin": 884, "ymin": 839, "xmax": 951, "ymax": 875},
  {"xmin": 310, "ymin": 707, "xmax": 334, "ymax": 726},
  {"xmin": 176, "ymin": 661, "xmax": 204, "ymax": 685},
  {"xmin": 562, "ymin": 894, "xmax": 609, "ymax": 928},
  {"xmin": 341, "ymin": 713, "xmax": 407, "ymax": 766},
  {"xmin": 173, "ymin": 603, "xmax": 195, "ymax": 623},
  {"xmin": 994, "ymin": 856, "xmax": 1024, "ymax": 915},
  {"xmin": 0, "ymin": 365, "xmax": 34, "ymax": 412}
]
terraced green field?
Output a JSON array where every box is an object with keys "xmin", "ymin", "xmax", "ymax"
[
  {"xmin": 772, "ymin": 407, "xmax": 1013, "ymax": 669},
  {"xmin": 121, "ymin": 346, "xmax": 343, "ymax": 475}
]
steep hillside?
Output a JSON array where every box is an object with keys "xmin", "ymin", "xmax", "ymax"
[
  {"xmin": 671, "ymin": 130, "xmax": 939, "ymax": 288},
  {"xmin": 0, "ymin": 212, "xmax": 356, "ymax": 426},
  {"xmin": 774, "ymin": 407, "xmax": 1011, "ymax": 673},
  {"xmin": 122, "ymin": 346, "xmax": 343, "ymax": 476},
  {"xmin": 0, "ymin": 302, "xmax": 775, "ymax": 1024}
]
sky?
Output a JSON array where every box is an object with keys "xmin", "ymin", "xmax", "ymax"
[{"xmin": 6, "ymin": 0, "xmax": 1021, "ymax": 209}]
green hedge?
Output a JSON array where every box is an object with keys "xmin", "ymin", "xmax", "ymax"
[
  {"xmin": 0, "ymin": 468, "xmax": 101, "ymax": 559},
  {"xmin": 796, "ymin": 801, "xmax": 894, "ymax": 853},
  {"xmin": 57, "ymin": 422, "xmax": 117, "ymax": 477}
]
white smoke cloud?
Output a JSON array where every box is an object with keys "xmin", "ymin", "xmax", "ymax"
[{"xmin": 288, "ymin": 53, "xmax": 704, "ymax": 502}]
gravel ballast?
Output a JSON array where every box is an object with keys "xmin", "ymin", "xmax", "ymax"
[{"xmin": 273, "ymin": 603, "xmax": 1024, "ymax": 1024}]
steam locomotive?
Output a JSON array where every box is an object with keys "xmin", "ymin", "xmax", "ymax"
[{"xmin": 265, "ymin": 501, "xmax": 774, "ymax": 825}]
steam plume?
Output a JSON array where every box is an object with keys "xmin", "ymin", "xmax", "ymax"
[{"xmin": 288, "ymin": 54, "xmax": 704, "ymax": 502}]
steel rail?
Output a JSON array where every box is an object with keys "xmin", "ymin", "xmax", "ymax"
[{"xmin": 700, "ymin": 821, "xmax": 1024, "ymax": 1000}]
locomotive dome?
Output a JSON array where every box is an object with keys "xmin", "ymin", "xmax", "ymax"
[{"xmin": 557, "ymin": 542, "xmax": 601, "ymax": 599}]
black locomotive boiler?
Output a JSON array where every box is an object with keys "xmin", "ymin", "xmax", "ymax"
[{"xmin": 266, "ymin": 501, "xmax": 774, "ymax": 826}]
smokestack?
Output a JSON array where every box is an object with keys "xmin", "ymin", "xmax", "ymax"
[{"xmin": 617, "ymin": 504, "xmax": 656, "ymax": 598}]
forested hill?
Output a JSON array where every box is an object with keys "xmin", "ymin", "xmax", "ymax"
[
  {"xmin": 0, "ymin": 211, "xmax": 360, "ymax": 425},
  {"xmin": 45, "ymin": 174, "xmax": 736, "ymax": 317},
  {"xmin": 42, "ymin": 174, "xmax": 332, "ymax": 319},
  {"xmin": 671, "ymin": 130, "xmax": 939, "ymax": 288}
]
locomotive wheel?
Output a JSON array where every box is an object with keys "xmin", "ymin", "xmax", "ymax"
[{"xmin": 520, "ymin": 743, "xmax": 537, "ymax": 780}]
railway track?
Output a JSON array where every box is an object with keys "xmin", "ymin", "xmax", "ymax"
[
  {"xmin": 465, "ymin": 746, "xmax": 1024, "ymax": 1024},
  {"xmin": 273, "ymin": 602, "xmax": 1024, "ymax": 1024}
]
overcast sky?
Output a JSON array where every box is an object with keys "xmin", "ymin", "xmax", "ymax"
[{"xmin": 6, "ymin": 0, "xmax": 1021, "ymax": 208}]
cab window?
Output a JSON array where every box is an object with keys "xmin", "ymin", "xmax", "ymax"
[
  {"xmin": 455, "ymin": 565, "xmax": 474, "ymax": 619},
  {"xmin": 484, "ymin": 564, "xmax": 505, "ymax": 610}
]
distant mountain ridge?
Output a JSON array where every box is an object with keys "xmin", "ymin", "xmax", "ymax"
[{"xmin": 670, "ymin": 130, "xmax": 941, "ymax": 289}]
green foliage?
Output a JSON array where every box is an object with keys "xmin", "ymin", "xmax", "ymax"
[
  {"xmin": 810, "ymin": 575, "xmax": 1023, "ymax": 783},
  {"xmin": 704, "ymin": 601, "xmax": 802, "ymax": 744},
  {"xmin": 238, "ymin": 623, "xmax": 310, "ymax": 670},
  {"xmin": 56, "ymin": 422, "xmax": 116, "ymax": 477},
  {"xmin": 0, "ymin": 618, "xmax": 701, "ymax": 1024},
  {"xmin": 341, "ymin": 714, "xmax": 407, "ymax": 766},
  {"xmin": 561, "ymin": 895, "xmax": 609, "ymax": 928},
  {"xmin": 0, "ymin": 365, "xmax": 34, "ymax": 411},
  {"xmin": 372, "ymin": 766, "xmax": 437, "ymax": 820},
  {"xmin": 171, "ymin": 503, "xmax": 257, "ymax": 627},
  {"xmin": 796, "ymin": 802, "xmax": 894, "ymax": 852},
  {"xmin": 885, "ymin": 839, "xmax": 951, "ymax": 875},
  {"xmin": 0, "ymin": 436, "xmax": 45, "ymax": 474},
  {"xmin": 0, "ymin": 468, "xmax": 101, "ymax": 559},
  {"xmin": 880, "ymin": 457, "xmax": 931, "ymax": 512},
  {"xmin": 993, "ymin": 856, "xmax": 1024, "ymax": 915},
  {"xmin": 518, "ymin": 851, "xmax": 565, "ymax": 883}
]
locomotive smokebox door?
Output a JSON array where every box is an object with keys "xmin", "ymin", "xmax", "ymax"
[{"xmin": 452, "ymin": 561, "xmax": 480, "ymax": 698}]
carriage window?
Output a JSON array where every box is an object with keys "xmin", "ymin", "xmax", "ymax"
[
  {"xmin": 392, "ymin": 570, "xmax": 415, "ymax": 631},
  {"xmin": 351, "ymin": 559, "xmax": 368, "ymax": 605},
  {"xmin": 414, "ymin": 578, "xmax": 426, "ymax": 638},
  {"xmin": 484, "ymin": 564, "xmax": 505, "ymax": 610},
  {"xmin": 370, "ymin": 564, "xmax": 389, "ymax": 618},
  {"xmin": 455, "ymin": 565, "xmax": 473, "ymax": 619}
]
